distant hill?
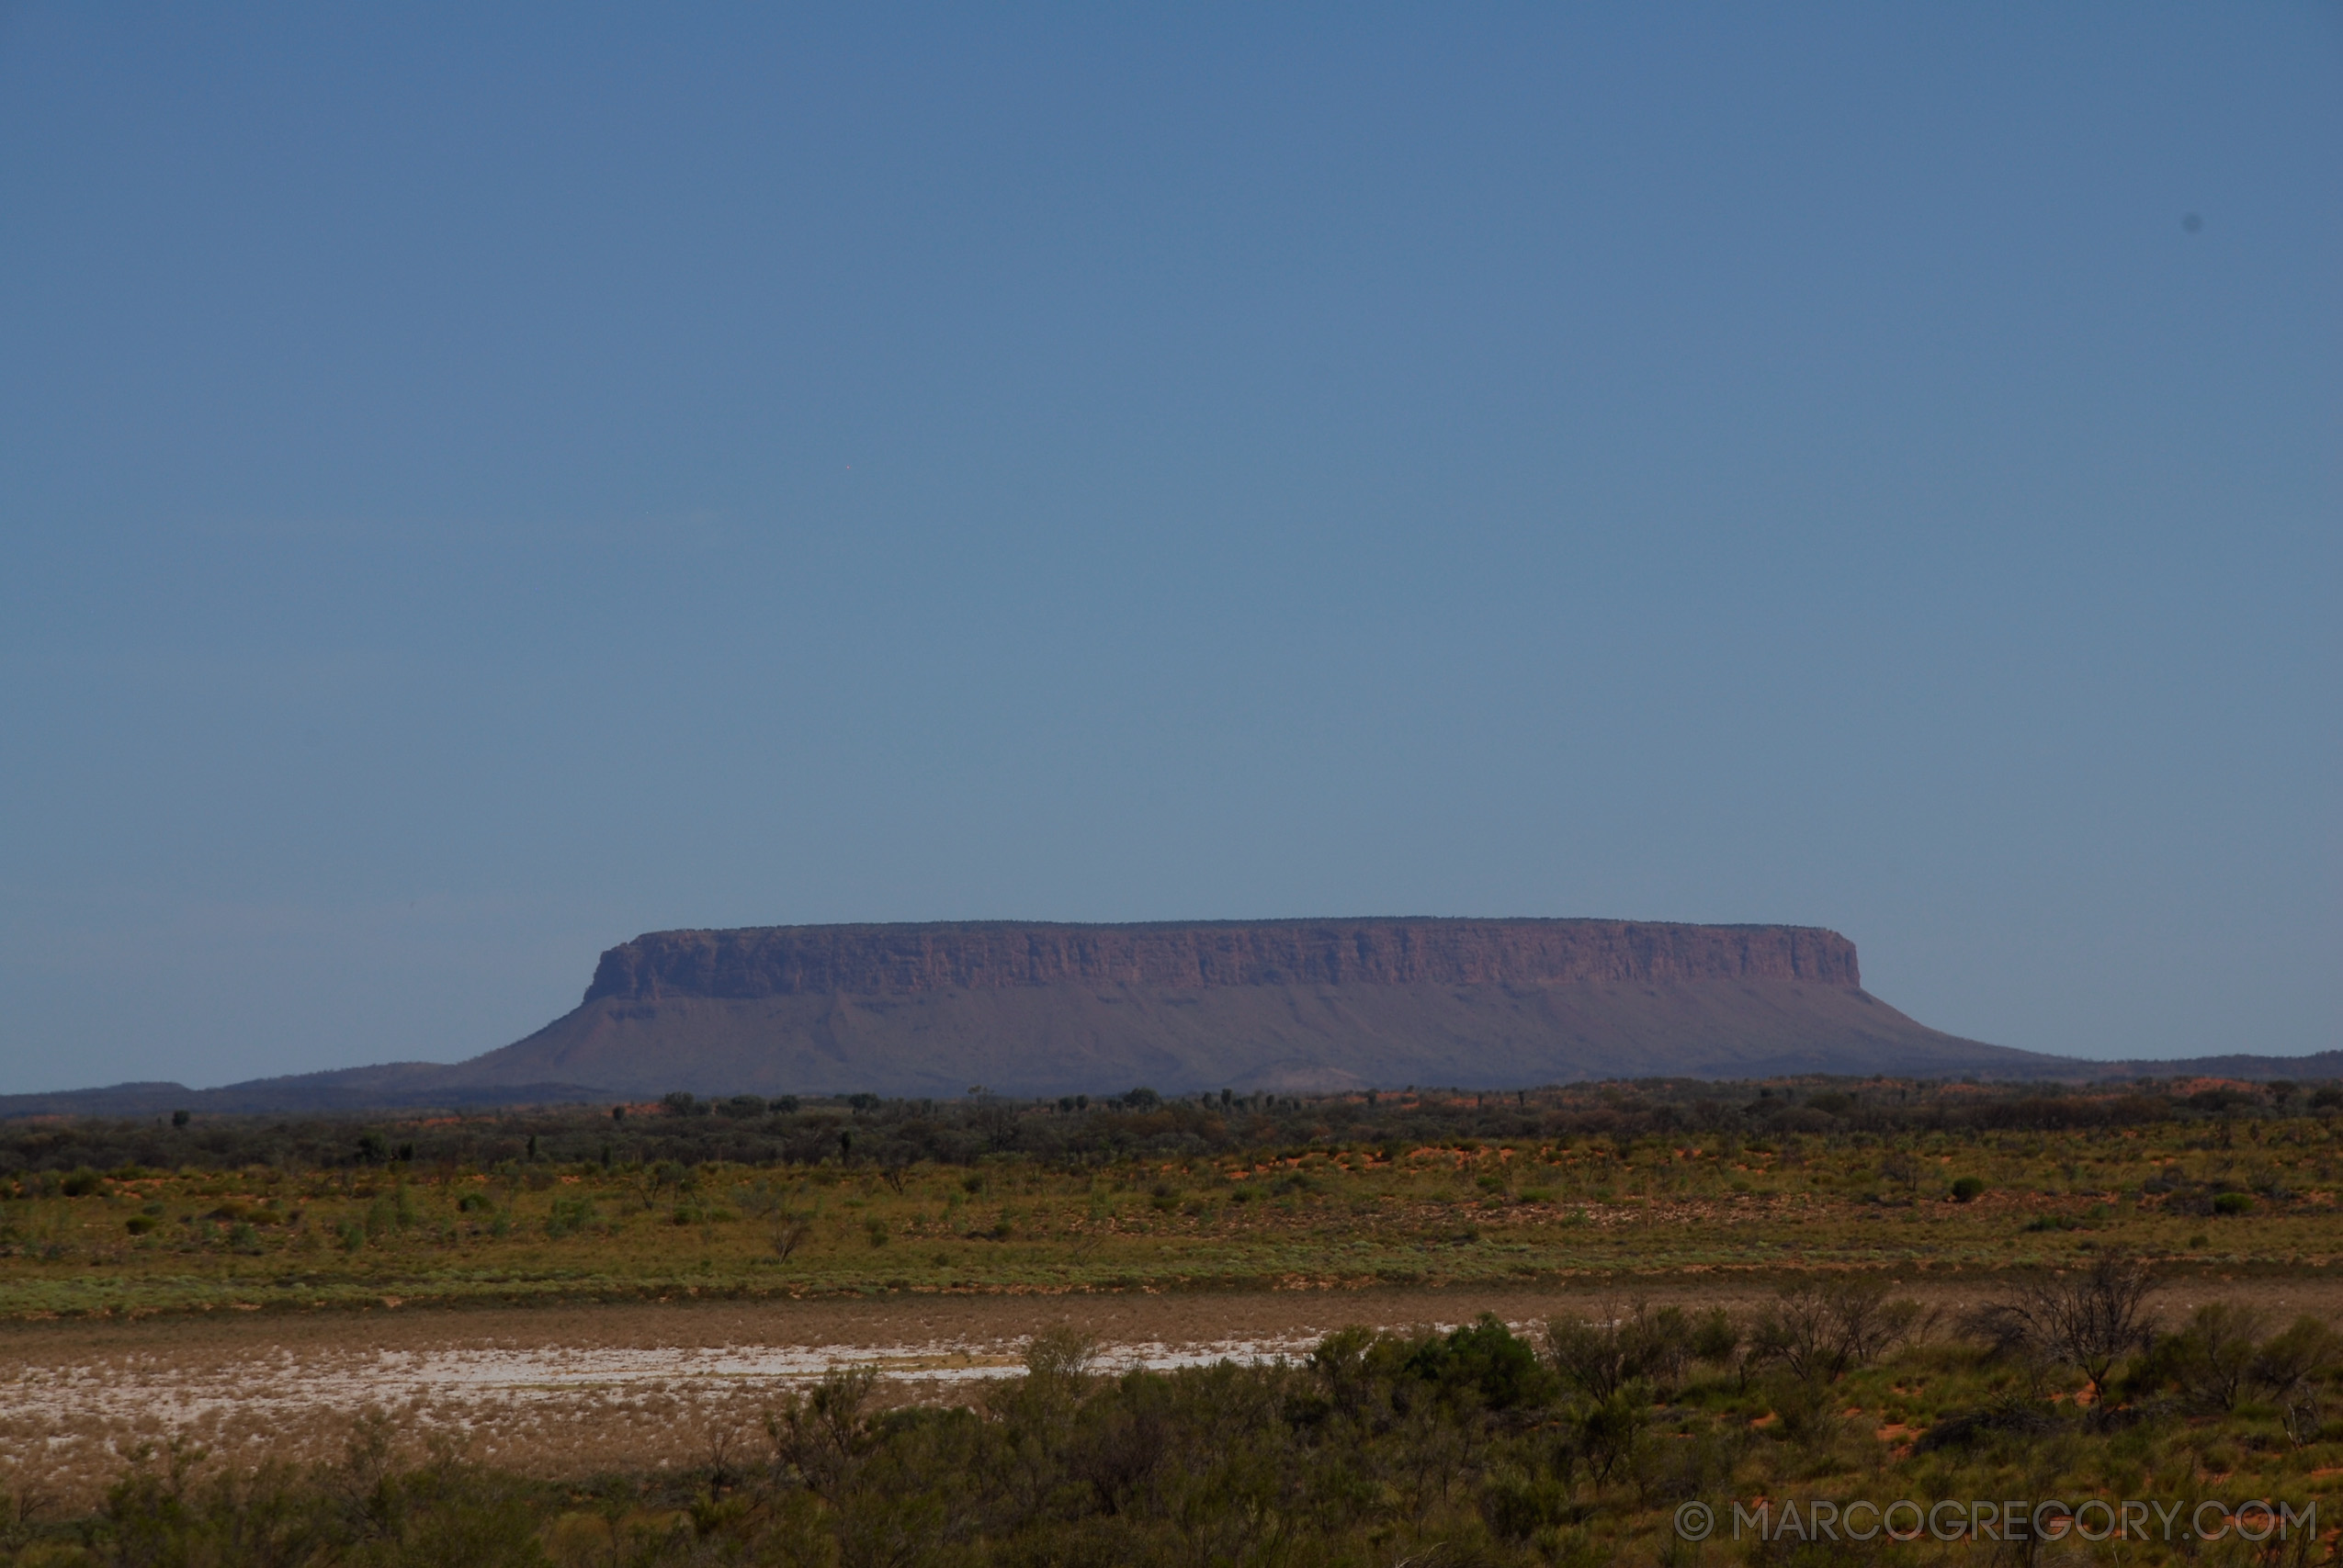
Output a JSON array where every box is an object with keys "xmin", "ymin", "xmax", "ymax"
[
  {"xmin": 446, "ymin": 918, "xmax": 2028, "ymax": 1095},
  {"xmin": 6, "ymin": 919, "xmax": 2333, "ymax": 1117},
  {"xmin": 0, "ymin": 917, "xmax": 2155, "ymax": 1116}
]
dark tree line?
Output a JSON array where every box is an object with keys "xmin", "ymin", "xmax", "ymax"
[{"xmin": 0, "ymin": 1074, "xmax": 2326, "ymax": 1177}]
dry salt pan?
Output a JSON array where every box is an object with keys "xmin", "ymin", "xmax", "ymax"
[{"xmin": 2, "ymin": 1324, "xmax": 1489, "ymax": 1512}]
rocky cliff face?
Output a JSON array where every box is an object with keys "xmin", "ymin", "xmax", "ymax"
[
  {"xmin": 8, "ymin": 917, "xmax": 2107, "ymax": 1112},
  {"xmin": 582, "ymin": 919, "xmax": 1862, "ymax": 1003}
]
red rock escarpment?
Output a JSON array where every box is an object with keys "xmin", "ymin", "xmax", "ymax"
[
  {"xmin": 582, "ymin": 919, "xmax": 1861, "ymax": 1003},
  {"xmin": 0, "ymin": 918, "xmax": 2072, "ymax": 1110}
]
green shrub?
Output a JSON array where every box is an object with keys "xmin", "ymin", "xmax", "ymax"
[
  {"xmin": 1481, "ymin": 1470, "xmax": 1574, "ymax": 1540},
  {"xmin": 2253, "ymin": 1314, "xmax": 2343, "ymax": 1389},
  {"xmin": 1950, "ymin": 1176, "xmax": 1986, "ymax": 1202},
  {"xmin": 1691, "ymin": 1306, "xmax": 1739, "ymax": 1364},
  {"xmin": 1408, "ymin": 1314, "xmax": 1559, "ymax": 1409},
  {"xmin": 547, "ymin": 1195, "xmax": 601, "ymax": 1238}
]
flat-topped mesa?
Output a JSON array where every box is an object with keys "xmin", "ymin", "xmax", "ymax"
[{"xmin": 582, "ymin": 919, "xmax": 1862, "ymax": 1003}]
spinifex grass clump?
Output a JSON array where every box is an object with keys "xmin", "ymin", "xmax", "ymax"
[{"xmin": 9, "ymin": 1268, "xmax": 2339, "ymax": 1567}]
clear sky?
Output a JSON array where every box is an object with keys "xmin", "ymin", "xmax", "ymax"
[{"xmin": 1, "ymin": 5, "xmax": 2336, "ymax": 1092}]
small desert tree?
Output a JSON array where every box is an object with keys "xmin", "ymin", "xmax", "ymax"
[
  {"xmin": 1546, "ymin": 1301, "xmax": 1694, "ymax": 1401},
  {"xmin": 1968, "ymin": 1251, "xmax": 2157, "ymax": 1410},
  {"xmin": 1747, "ymin": 1277, "xmax": 1922, "ymax": 1384},
  {"xmin": 766, "ymin": 1369, "xmax": 880, "ymax": 1501}
]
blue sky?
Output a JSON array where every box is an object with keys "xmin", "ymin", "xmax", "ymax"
[{"xmin": 1, "ymin": 5, "xmax": 2336, "ymax": 1091}]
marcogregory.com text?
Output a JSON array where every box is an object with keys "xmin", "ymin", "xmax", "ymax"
[{"xmin": 1672, "ymin": 1497, "xmax": 2316, "ymax": 1544}]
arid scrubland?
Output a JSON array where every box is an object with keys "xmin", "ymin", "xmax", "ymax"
[
  {"xmin": 7, "ymin": 1077, "xmax": 2343, "ymax": 1562},
  {"xmin": 6, "ymin": 1079, "xmax": 2343, "ymax": 1316}
]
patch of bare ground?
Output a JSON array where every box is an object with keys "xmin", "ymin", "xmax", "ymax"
[{"xmin": 9, "ymin": 1273, "xmax": 2343, "ymax": 1513}]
